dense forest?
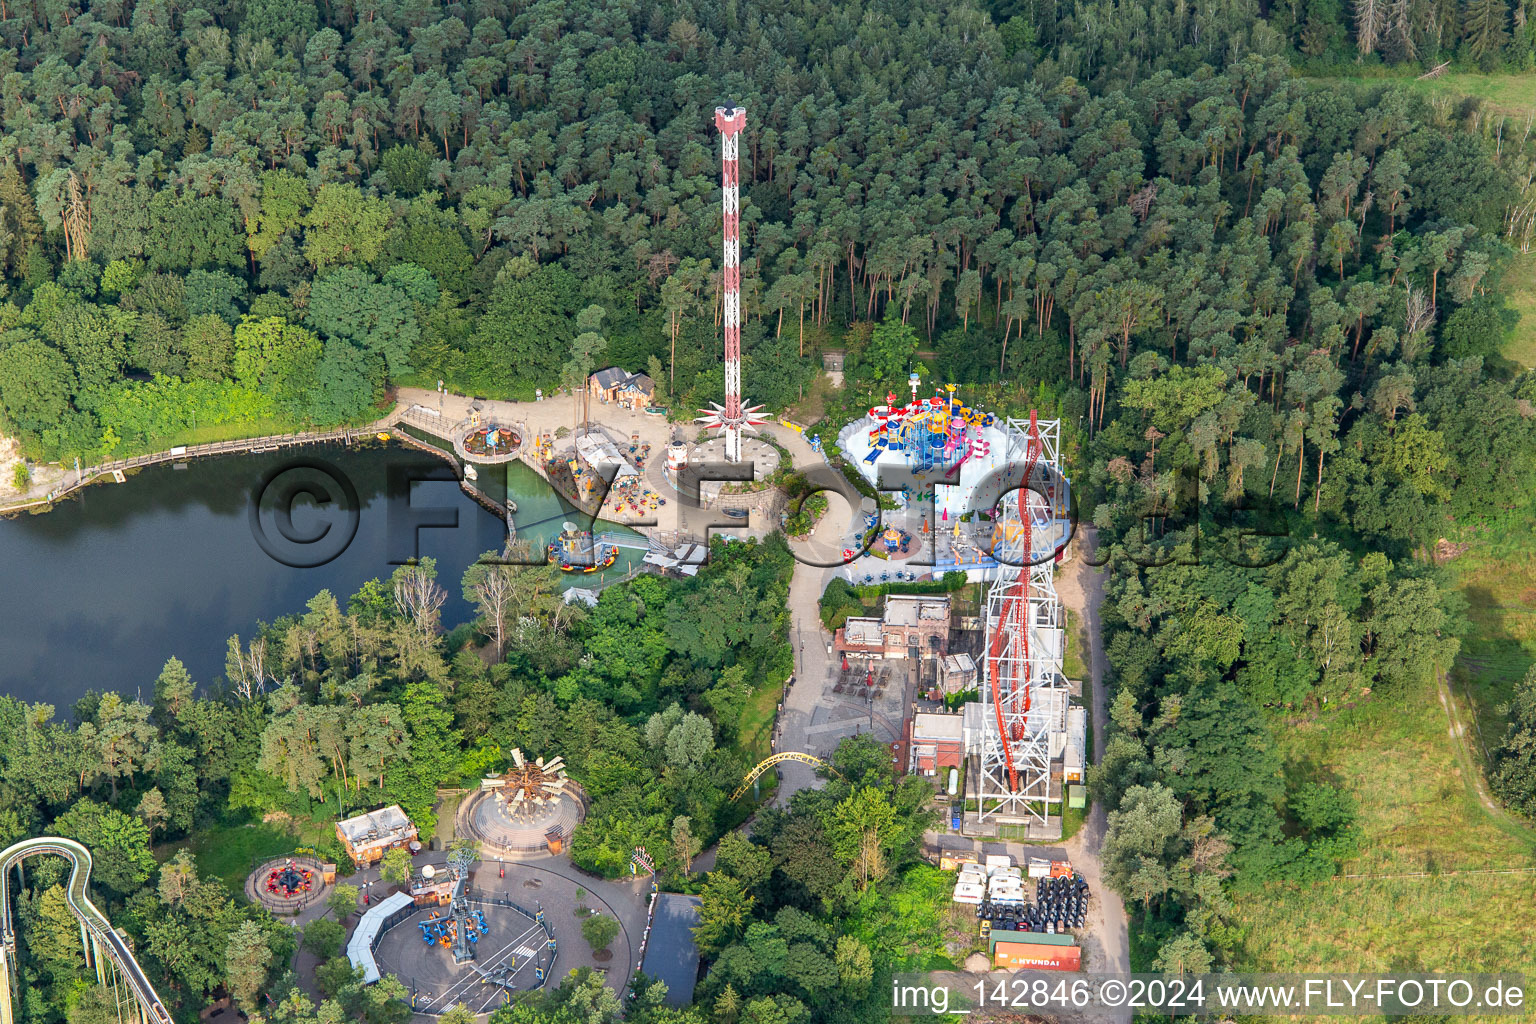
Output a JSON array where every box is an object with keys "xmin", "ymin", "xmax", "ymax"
[
  {"xmin": 0, "ymin": 0, "xmax": 1535, "ymax": 1018},
  {"xmin": 0, "ymin": 0, "xmax": 1532, "ymax": 467}
]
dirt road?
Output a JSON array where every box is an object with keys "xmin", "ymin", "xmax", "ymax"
[{"xmin": 1055, "ymin": 526, "xmax": 1132, "ymax": 1015}]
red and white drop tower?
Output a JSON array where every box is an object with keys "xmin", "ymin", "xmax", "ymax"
[{"xmin": 698, "ymin": 104, "xmax": 765, "ymax": 463}]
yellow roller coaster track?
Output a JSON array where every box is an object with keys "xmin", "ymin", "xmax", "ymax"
[{"xmin": 731, "ymin": 752, "xmax": 844, "ymax": 800}]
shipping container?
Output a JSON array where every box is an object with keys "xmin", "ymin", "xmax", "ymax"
[
  {"xmin": 988, "ymin": 930, "xmax": 1076, "ymax": 953},
  {"xmin": 952, "ymin": 882, "xmax": 985, "ymax": 904},
  {"xmin": 942, "ymin": 850, "xmax": 980, "ymax": 871},
  {"xmin": 993, "ymin": 941, "xmax": 1081, "ymax": 971}
]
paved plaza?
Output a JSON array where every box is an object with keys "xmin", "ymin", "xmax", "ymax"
[{"xmin": 369, "ymin": 856, "xmax": 649, "ymax": 1016}]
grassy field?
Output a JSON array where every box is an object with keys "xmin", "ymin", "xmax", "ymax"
[
  {"xmin": 1397, "ymin": 71, "xmax": 1536, "ymax": 117},
  {"xmin": 1228, "ymin": 668, "xmax": 1536, "ymax": 986},
  {"xmin": 1447, "ymin": 526, "xmax": 1536, "ymax": 751},
  {"xmin": 1309, "ymin": 69, "xmax": 1536, "ymax": 117},
  {"xmin": 1501, "ymin": 251, "xmax": 1536, "ymax": 369},
  {"xmin": 736, "ymin": 676, "xmax": 783, "ymax": 763},
  {"xmin": 159, "ymin": 812, "xmax": 339, "ymax": 894},
  {"xmin": 1231, "ymin": 519, "xmax": 1536, "ymax": 989}
]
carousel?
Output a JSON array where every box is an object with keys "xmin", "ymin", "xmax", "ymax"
[
  {"xmin": 463, "ymin": 424, "xmax": 521, "ymax": 458},
  {"xmin": 879, "ymin": 525, "xmax": 913, "ymax": 555},
  {"xmin": 547, "ymin": 522, "xmax": 617, "ymax": 573}
]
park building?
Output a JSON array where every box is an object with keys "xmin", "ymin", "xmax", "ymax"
[
  {"xmin": 336, "ymin": 805, "xmax": 418, "ymax": 869},
  {"xmin": 588, "ymin": 366, "xmax": 656, "ymax": 411},
  {"xmin": 832, "ymin": 594, "xmax": 951, "ymax": 661},
  {"xmin": 937, "ymin": 652, "xmax": 978, "ymax": 696}
]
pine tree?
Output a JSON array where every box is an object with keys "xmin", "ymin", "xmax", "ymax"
[
  {"xmin": 1462, "ymin": 0, "xmax": 1511, "ymax": 64},
  {"xmin": 0, "ymin": 160, "xmax": 43, "ymax": 276}
]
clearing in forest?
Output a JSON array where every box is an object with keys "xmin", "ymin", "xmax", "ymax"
[{"xmin": 1229, "ymin": 670, "xmax": 1536, "ymax": 979}]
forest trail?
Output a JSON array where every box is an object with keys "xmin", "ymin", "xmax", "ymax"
[
  {"xmin": 1056, "ymin": 527, "xmax": 1132, "ymax": 1007},
  {"xmin": 1435, "ymin": 669, "xmax": 1536, "ymax": 844}
]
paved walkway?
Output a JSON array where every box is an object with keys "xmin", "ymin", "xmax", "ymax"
[{"xmin": 772, "ymin": 427, "xmax": 863, "ymax": 801}]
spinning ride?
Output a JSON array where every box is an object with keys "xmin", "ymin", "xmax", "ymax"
[
  {"xmin": 547, "ymin": 523, "xmax": 617, "ymax": 573},
  {"xmin": 863, "ymin": 383, "xmax": 995, "ymax": 476},
  {"xmin": 463, "ymin": 425, "xmax": 520, "ymax": 458},
  {"xmin": 266, "ymin": 860, "xmax": 314, "ymax": 898},
  {"xmin": 464, "ymin": 748, "xmax": 587, "ymax": 855}
]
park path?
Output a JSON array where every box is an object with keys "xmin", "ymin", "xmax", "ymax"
[
  {"xmin": 1053, "ymin": 527, "xmax": 1132, "ymax": 1016},
  {"xmin": 756, "ymin": 423, "xmax": 861, "ymax": 803}
]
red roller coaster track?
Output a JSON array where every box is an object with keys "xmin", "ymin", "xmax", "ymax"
[{"xmin": 986, "ymin": 412, "xmax": 1043, "ymax": 794}]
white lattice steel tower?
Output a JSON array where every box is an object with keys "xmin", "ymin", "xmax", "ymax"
[
  {"xmin": 698, "ymin": 105, "xmax": 765, "ymax": 462},
  {"xmin": 977, "ymin": 412, "xmax": 1071, "ymax": 825}
]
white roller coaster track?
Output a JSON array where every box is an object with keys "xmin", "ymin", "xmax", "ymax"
[{"xmin": 0, "ymin": 837, "xmax": 171, "ymax": 1024}]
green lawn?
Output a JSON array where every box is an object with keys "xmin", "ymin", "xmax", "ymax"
[
  {"xmin": 1307, "ymin": 70, "xmax": 1536, "ymax": 117},
  {"xmin": 158, "ymin": 812, "xmax": 341, "ymax": 894},
  {"xmin": 736, "ymin": 677, "xmax": 783, "ymax": 764},
  {"xmin": 1448, "ymin": 526, "xmax": 1536, "ymax": 751},
  {"xmin": 1395, "ymin": 71, "xmax": 1536, "ymax": 117},
  {"xmin": 435, "ymin": 792, "xmax": 461, "ymax": 846},
  {"xmin": 1063, "ymin": 607, "xmax": 1089, "ymax": 682}
]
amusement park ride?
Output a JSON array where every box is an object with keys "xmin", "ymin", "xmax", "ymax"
[
  {"xmin": 840, "ymin": 378, "xmax": 1074, "ymax": 824},
  {"xmin": 495, "ymin": 748, "xmax": 569, "ymax": 811},
  {"xmin": 862, "ymin": 381, "xmax": 996, "ymax": 473},
  {"xmin": 730, "ymin": 752, "xmax": 844, "ymax": 800},
  {"xmin": 547, "ymin": 523, "xmax": 617, "ymax": 573},
  {"xmin": 416, "ymin": 848, "xmax": 486, "ymax": 965},
  {"xmin": 697, "ymin": 105, "xmax": 768, "ymax": 463},
  {"xmin": 0, "ymin": 837, "xmax": 172, "ymax": 1024},
  {"xmin": 976, "ymin": 413, "xmax": 1071, "ymax": 825}
]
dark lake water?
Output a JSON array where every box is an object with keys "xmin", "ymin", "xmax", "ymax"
[{"xmin": 0, "ymin": 441, "xmax": 641, "ymax": 709}]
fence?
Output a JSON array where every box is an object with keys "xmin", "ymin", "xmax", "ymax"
[
  {"xmin": 245, "ymin": 854, "xmax": 331, "ymax": 913},
  {"xmin": 400, "ymin": 893, "xmax": 555, "ymax": 1014},
  {"xmin": 2, "ymin": 415, "xmax": 400, "ymax": 516}
]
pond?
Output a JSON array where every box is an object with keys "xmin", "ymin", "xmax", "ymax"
[{"xmin": 0, "ymin": 441, "xmax": 644, "ymax": 709}]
